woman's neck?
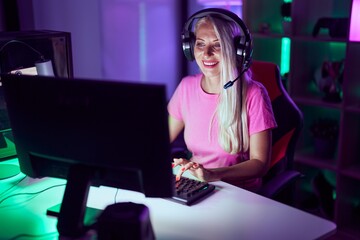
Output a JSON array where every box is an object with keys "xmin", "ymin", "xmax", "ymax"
[{"xmin": 201, "ymin": 75, "xmax": 221, "ymax": 94}]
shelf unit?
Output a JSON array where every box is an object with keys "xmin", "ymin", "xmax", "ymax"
[{"xmin": 243, "ymin": 0, "xmax": 360, "ymax": 238}]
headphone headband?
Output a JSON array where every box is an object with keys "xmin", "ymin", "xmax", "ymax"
[{"xmin": 181, "ymin": 8, "xmax": 253, "ymax": 70}]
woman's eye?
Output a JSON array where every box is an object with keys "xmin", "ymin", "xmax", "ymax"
[{"xmin": 195, "ymin": 42, "xmax": 205, "ymax": 48}]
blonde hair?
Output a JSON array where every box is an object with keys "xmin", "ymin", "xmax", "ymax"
[{"xmin": 195, "ymin": 16, "xmax": 251, "ymax": 154}]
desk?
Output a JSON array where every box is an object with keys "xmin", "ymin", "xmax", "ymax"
[{"xmin": 0, "ymin": 159, "xmax": 336, "ymax": 240}]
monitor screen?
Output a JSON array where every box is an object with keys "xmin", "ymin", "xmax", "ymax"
[{"xmin": 1, "ymin": 74, "xmax": 173, "ymax": 236}]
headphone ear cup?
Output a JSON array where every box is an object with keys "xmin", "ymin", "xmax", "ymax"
[
  {"xmin": 244, "ymin": 44, "xmax": 253, "ymax": 70},
  {"xmin": 234, "ymin": 36, "xmax": 252, "ymax": 70},
  {"xmin": 182, "ymin": 32, "xmax": 195, "ymax": 61},
  {"xmin": 234, "ymin": 36, "xmax": 246, "ymax": 66}
]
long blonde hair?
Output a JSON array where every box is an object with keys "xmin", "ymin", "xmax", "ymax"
[{"xmin": 195, "ymin": 16, "xmax": 251, "ymax": 154}]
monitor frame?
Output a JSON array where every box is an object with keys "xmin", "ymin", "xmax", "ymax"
[{"xmin": 1, "ymin": 74, "xmax": 173, "ymax": 237}]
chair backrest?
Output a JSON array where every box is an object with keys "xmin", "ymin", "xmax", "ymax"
[{"xmin": 250, "ymin": 60, "xmax": 303, "ymax": 180}]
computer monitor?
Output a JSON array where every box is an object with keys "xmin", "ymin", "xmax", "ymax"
[
  {"xmin": 1, "ymin": 73, "xmax": 173, "ymax": 237},
  {"xmin": 0, "ymin": 30, "xmax": 73, "ymax": 78}
]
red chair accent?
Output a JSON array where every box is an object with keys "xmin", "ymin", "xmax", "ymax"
[{"xmin": 251, "ymin": 60, "xmax": 303, "ymax": 204}]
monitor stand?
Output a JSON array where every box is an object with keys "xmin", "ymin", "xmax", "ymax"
[
  {"xmin": 47, "ymin": 165, "xmax": 155, "ymax": 239},
  {"xmin": 47, "ymin": 203, "xmax": 101, "ymax": 229},
  {"xmin": 47, "ymin": 164, "xmax": 96, "ymax": 237}
]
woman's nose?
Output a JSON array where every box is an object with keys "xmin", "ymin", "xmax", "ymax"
[{"xmin": 203, "ymin": 45, "xmax": 214, "ymax": 57}]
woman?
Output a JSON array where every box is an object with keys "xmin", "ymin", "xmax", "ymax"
[{"xmin": 168, "ymin": 9, "xmax": 277, "ymax": 192}]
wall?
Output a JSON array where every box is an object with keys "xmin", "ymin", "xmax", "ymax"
[{"xmin": 17, "ymin": 0, "xmax": 181, "ymax": 99}]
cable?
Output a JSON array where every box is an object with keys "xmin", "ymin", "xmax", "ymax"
[
  {"xmin": 114, "ymin": 188, "xmax": 120, "ymax": 203},
  {"xmin": 0, "ymin": 175, "xmax": 27, "ymax": 198},
  {"xmin": 8, "ymin": 232, "xmax": 58, "ymax": 240},
  {"xmin": 0, "ymin": 40, "xmax": 45, "ymax": 61},
  {"xmin": 0, "ymin": 183, "xmax": 65, "ymax": 206}
]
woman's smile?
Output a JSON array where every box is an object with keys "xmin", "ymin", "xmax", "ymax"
[{"xmin": 202, "ymin": 60, "xmax": 219, "ymax": 68}]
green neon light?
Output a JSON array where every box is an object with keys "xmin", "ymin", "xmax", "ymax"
[{"xmin": 280, "ymin": 37, "xmax": 291, "ymax": 76}]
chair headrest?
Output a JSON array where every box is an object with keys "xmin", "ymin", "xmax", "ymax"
[{"xmin": 250, "ymin": 60, "xmax": 282, "ymax": 101}]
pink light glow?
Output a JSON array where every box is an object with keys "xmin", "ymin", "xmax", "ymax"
[
  {"xmin": 350, "ymin": 0, "xmax": 360, "ymax": 41},
  {"xmin": 197, "ymin": 0, "xmax": 242, "ymax": 6}
]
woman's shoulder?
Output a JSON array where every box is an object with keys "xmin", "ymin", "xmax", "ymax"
[
  {"xmin": 247, "ymin": 79, "xmax": 268, "ymax": 96},
  {"xmin": 181, "ymin": 73, "xmax": 202, "ymax": 84},
  {"xmin": 245, "ymin": 79, "xmax": 273, "ymax": 108},
  {"xmin": 177, "ymin": 74, "xmax": 202, "ymax": 91}
]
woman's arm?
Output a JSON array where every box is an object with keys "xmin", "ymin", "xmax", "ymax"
[
  {"xmin": 168, "ymin": 115, "xmax": 185, "ymax": 143},
  {"xmin": 213, "ymin": 129, "xmax": 272, "ymax": 183},
  {"xmin": 174, "ymin": 129, "xmax": 272, "ymax": 185}
]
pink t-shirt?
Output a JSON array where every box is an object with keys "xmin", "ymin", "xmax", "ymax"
[{"xmin": 168, "ymin": 73, "xmax": 277, "ymax": 167}]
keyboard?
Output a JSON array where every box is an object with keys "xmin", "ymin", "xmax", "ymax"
[{"xmin": 170, "ymin": 175, "xmax": 215, "ymax": 206}]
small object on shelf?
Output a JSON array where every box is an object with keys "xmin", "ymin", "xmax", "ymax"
[
  {"xmin": 314, "ymin": 60, "xmax": 344, "ymax": 103},
  {"xmin": 259, "ymin": 23, "xmax": 271, "ymax": 34},
  {"xmin": 312, "ymin": 17, "xmax": 350, "ymax": 38},
  {"xmin": 280, "ymin": 2, "xmax": 291, "ymax": 21},
  {"xmin": 313, "ymin": 138, "xmax": 337, "ymax": 159},
  {"xmin": 280, "ymin": 2, "xmax": 292, "ymax": 34},
  {"xmin": 310, "ymin": 118, "xmax": 339, "ymax": 159}
]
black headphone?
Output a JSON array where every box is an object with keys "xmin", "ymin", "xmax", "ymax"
[{"xmin": 181, "ymin": 8, "xmax": 253, "ymax": 71}]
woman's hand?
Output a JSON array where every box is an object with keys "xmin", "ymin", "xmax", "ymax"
[{"xmin": 173, "ymin": 158, "xmax": 213, "ymax": 182}]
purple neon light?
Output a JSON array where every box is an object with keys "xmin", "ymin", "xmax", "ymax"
[{"xmin": 350, "ymin": 0, "xmax": 360, "ymax": 41}]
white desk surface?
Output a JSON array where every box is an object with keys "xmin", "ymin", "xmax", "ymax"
[{"xmin": 0, "ymin": 159, "xmax": 336, "ymax": 240}]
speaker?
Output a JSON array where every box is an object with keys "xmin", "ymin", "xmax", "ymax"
[
  {"xmin": 181, "ymin": 8, "xmax": 253, "ymax": 70},
  {"xmin": 97, "ymin": 202, "xmax": 155, "ymax": 240}
]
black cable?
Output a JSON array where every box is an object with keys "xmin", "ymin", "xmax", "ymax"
[
  {"xmin": 0, "ymin": 183, "xmax": 65, "ymax": 206},
  {"xmin": 114, "ymin": 188, "xmax": 120, "ymax": 203},
  {"xmin": 8, "ymin": 231, "xmax": 58, "ymax": 240},
  {"xmin": 0, "ymin": 40, "xmax": 45, "ymax": 61},
  {"xmin": 0, "ymin": 175, "xmax": 27, "ymax": 198}
]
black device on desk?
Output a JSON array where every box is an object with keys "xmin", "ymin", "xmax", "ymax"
[
  {"xmin": 1, "ymin": 74, "xmax": 174, "ymax": 238},
  {"xmin": 1, "ymin": 73, "xmax": 216, "ymax": 239}
]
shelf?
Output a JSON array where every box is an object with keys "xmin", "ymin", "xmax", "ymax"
[
  {"xmin": 252, "ymin": 33, "xmax": 348, "ymax": 43},
  {"xmin": 340, "ymin": 164, "xmax": 360, "ymax": 180},
  {"xmin": 252, "ymin": 33, "xmax": 288, "ymax": 39},
  {"xmin": 244, "ymin": 0, "xmax": 359, "ymax": 238},
  {"xmin": 345, "ymin": 104, "xmax": 360, "ymax": 114},
  {"xmin": 293, "ymin": 96, "xmax": 343, "ymax": 109},
  {"xmin": 295, "ymin": 150, "xmax": 337, "ymax": 171},
  {"xmin": 291, "ymin": 35, "xmax": 348, "ymax": 43}
]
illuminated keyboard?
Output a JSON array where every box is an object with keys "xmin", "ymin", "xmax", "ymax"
[{"xmin": 170, "ymin": 175, "xmax": 215, "ymax": 206}]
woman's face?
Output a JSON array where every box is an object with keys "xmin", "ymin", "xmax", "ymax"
[{"xmin": 194, "ymin": 20, "xmax": 221, "ymax": 80}]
